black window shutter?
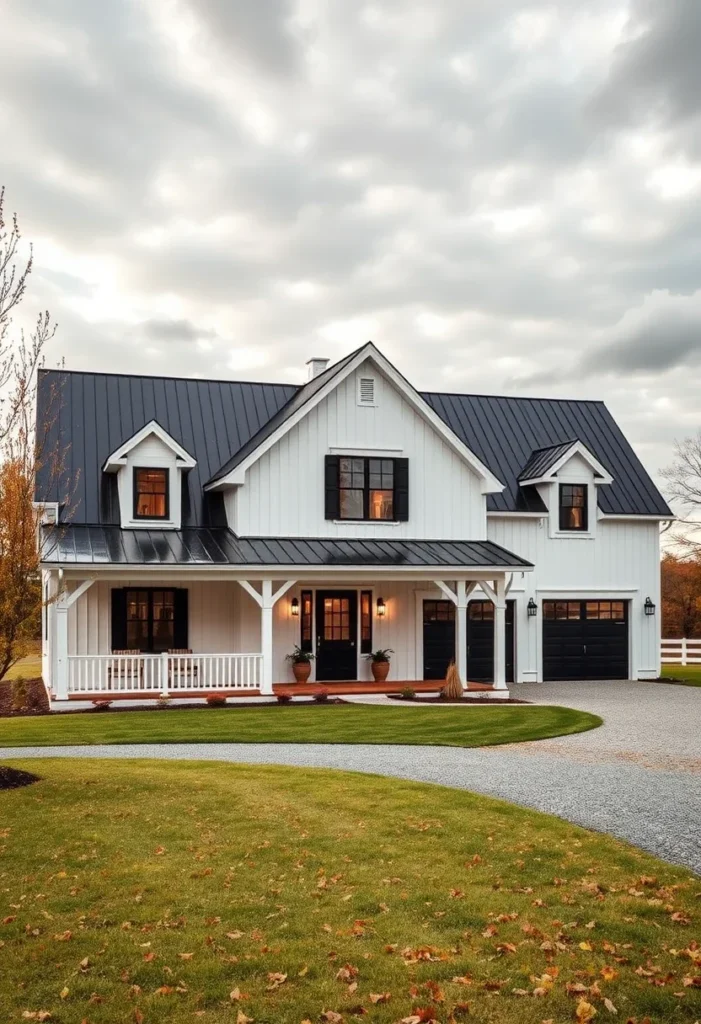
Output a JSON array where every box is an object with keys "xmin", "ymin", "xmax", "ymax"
[
  {"xmin": 324, "ymin": 455, "xmax": 340, "ymax": 520},
  {"xmin": 110, "ymin": 588, "xmax": 127, "ymax": 650},
  {"xmin": 173, "ymin": 589, "xmax": 189, "ymax": 649},
  {"xmin": 394, "ymin": 458, "xmax": 409, "ymax": 521}
]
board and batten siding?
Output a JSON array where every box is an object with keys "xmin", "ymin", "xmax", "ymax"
[
  {"xmin": 227, "ymin": 359, "xmax": 487, "ymax": 539},
  {"xmin": 485, "ymin": 517, "xmax": 661, "ymax": 681}
]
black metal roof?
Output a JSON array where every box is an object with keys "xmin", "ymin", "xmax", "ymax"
[
  {"xmin": 35, "ymin": 365, "xmax": 671, "ymax": 523},
  {"xmin": 40, "ymin": 525, "xmax": 533, "ymax": 569},
  {"xmin": 422, "ymin": 392, "xmax": 671, "ymax": 516},
  {"xmin": 518, "ymin": 440, "xmax": 578, "ymax": 483},
  {"xmin": 206, "ymin": 346, "xmax": 362, "ymax": 485}
]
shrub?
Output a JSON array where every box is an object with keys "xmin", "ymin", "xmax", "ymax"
[
  {"xmin": 91, "ymin": 699, "xmax": 113, "ymax": 711},
  {"xmin": 441, "ymin": 661, "xmax": 463, "ymax": 700},
  {"xmin": 313, "ymin": 688, "xmax": 330, "ymax": 703},
  {"xmin": 156, "ymin": 695, "xmax": 172, "ymax": 709},
  {"xmin": 276, "ymin": 694, "xmax": 292, "ymax": 704},
  {"xmin": 11, "ymin": 677, "xmax": 27, "ymax": 712},
  {"xmin": 400, "ymin": 686, "xmax": 416, "ymax": 700},
  {"xmin": 205, "ymin": 693, "xmax": 227, "ymax": 707}
]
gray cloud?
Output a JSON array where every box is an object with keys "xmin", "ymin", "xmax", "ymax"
[
  {"xmin": 594, "ymin": 0, "xmax": 701, "ymax": 129},
  {"xmin": 3, "ymin": 0, "xmax": 701, "ymax": 491}
]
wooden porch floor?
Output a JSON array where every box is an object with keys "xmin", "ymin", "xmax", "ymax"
[{"xmin": 66, "ymin": 680, "xmax": 495, "ymax": 701}]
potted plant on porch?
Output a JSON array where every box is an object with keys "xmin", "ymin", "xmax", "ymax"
[
  {"xmin": 285, "ymin": 646, "xmax": 315, "ymax": 683},
  {"xmin": 364, "ymin": 648, "xmax": 394, "ymax": 683}
]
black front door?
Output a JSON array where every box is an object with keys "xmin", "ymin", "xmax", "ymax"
[
  {"xmin": 316, "ymin": 591, "xmax": 358, "ymax": 681},
  {"xmin": 423, "ymin": 600, "xmax": 456, "ymax": 680},
  {"xmin": 466, "ymin": 600, "xmax": 515, "ymax": 683},
  {"xmin": 542, "ymin": 600, "xmax": 629, "ymax": 680}
]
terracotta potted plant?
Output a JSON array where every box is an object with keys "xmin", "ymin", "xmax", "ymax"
[
  {"xmin": 285, "ymin": 645, "xmax": 315, "ymax": 683},
  {"xmin": 365, "ymin": 648, "xmax": 394, "ymax": 683}
]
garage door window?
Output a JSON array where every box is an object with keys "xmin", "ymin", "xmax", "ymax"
[
  {"xmin": 544, "ymin": 601, "xmax": 581, "ymax": 620},
  {"xmin": 586, "ymin": 601, "xmax": 625, "ymax": 620}
]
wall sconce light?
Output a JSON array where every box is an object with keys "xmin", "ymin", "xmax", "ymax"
[
  {"xmin": 376, "ymin": 597, "xmax": 386, "ymax": 617},
  {"xmin": 644, "ymin": 596, "xmax": 656, "ymax": 617},
  {"xmin": 291, "ymin": 597, "xmax": 299, "ymax": 617},
  {"xmin": 527, "ymin": 598, "xmax": 538, "ymax": 617}
]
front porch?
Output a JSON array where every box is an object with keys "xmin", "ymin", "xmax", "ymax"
[{"xmin": 44, "ymin": 557, "xmax": 531, "ymax": 701}]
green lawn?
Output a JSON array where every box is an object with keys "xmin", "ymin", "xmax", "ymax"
[
  {"xmin": 0, "ymin": 703, "xmax": 600, "ymax": 748},
  {"xmin": 661, "ymin": 664, "xmax": 701, "ymax": 686},
  {"xmin": 4, "ymin": 649, "xmax": 41, "ymax": 681},
  {"xmin": 0, "ymin": 760, "xmax": 699, "ymax": 1023}
]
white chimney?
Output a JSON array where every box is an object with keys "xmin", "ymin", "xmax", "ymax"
[{"xmin": 306, "ymin": 357, "xmax": 330, "ymax": 381}]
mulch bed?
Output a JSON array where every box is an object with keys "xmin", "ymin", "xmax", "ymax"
[
  {"xmin": 0, "ymin": 766, "xmax": 41, "ymax": 790},
  {"xmin": 389, "ymin": 694, "xmax": 531, "ymax": 705},
  {"xmin": 0, "ymin": 678, "xmax": 51, "ymax": 717}
]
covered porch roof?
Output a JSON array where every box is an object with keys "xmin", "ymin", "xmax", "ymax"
[{"xmin": 41, "ymin": 525, "xmax": 533, "ymax": 574}]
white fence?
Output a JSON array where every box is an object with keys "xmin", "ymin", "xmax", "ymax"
[
  {"xmin": 67, "ymin": 653, "xmax": 264, "ymax": 695},
  {"xmin": 660, "ymin": 638, "xmax": 701, "ymax": 666}
]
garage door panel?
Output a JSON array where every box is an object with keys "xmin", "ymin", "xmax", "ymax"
[{"xmin": 543, "ymin": 600, "xmax": 628, "ymax": 680}]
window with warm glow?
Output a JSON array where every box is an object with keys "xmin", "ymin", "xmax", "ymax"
[
  {"xmin": 559, "ymin": 484, "xmax": 587, "ymax": 531},
  {"xmin": 338, "ymin": 457, "xmax": 395, "ymax": 520},
  {"xmin": 134, "ymin": 468, "xmax": 169, "ymax": 519}
]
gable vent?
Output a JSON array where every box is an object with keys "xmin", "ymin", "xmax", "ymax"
[{"xmin": 357, "ymin": 376, "xmax": 376, "ymax": 406}]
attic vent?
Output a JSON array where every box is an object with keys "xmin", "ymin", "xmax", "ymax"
[{"xmin": 357, "ymin": 376, "xmax": 376, "ymax": 406}]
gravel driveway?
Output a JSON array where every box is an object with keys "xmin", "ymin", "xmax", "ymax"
[{"xmin": 2, "ymin": 680, "xmax": 699, "ymax": 873}]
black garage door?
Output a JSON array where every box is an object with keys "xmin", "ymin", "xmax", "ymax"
[
  {"xmin": 543, "ymin": 600, "xmax": 628, "ymax": 680},
  {"xmin": 467, "ymin": 600, "xmax": 515, "ymax": 683}
]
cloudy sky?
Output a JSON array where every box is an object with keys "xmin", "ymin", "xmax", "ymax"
[{"xmin": 2, "ymin": 0, "xmax": 700, "ymax": 489}]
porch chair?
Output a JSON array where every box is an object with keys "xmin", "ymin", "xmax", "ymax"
[
  {"xmin": 107, "ymin": 649, "xmax": 143, "ymax": 682},
  {"xmin": 167, "ymin": 648, "xmax": 199, "ymax": 682}
]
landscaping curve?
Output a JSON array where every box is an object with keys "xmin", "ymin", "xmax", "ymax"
[{"xmin": 2, "ymin": 680, "xmax": 700, "ymax": 872}]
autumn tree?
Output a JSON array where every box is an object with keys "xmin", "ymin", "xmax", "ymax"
[
  {"xmin": 661, "ymin": 432, "xmax": 701, "ymax": 551},
  {"xmin": 660, "ymin": 552, "xmax": 701, "ymax": 639},
  {"xmin": 0, "ymin": 186, "xmax": 59, "ymax": 683}
]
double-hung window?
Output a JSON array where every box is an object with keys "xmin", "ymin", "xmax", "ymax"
[
  {"xmin": 559, "ymin": 484, "xmax": 587, "ymax": 531},
  {"xmin": 133, "ymin": 468, "xmax": 169, "ymax": 519},
  {"xmin": 325, "ymin": 456, "xmax": 408, "ymax": 521},
  {"xmin": 339, "ymin": 457, "xmax": 395, "ymax": 520}
]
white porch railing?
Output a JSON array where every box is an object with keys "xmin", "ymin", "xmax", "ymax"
[
  {"xmin": 660, "ymin": 638, "xmax": 701, "ymax": 666},
  {"xmin": 67, "ymin": 653, "xmax": 264, "ymax": 695}
]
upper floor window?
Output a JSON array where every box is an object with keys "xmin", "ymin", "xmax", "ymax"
[
  {"xmin": 559, "ymin": 483, "xmax": 587, "ymax": 531},
  {"xmin": 134, "ymin": 468, "xmax": 169, "ymax": 519},
  {"xmin": 325, "ymin": 455, "xmax": 409, "ymax": 521}
]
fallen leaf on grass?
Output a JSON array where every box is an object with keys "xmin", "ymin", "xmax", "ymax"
[
  {"xmin": 576, "ymin": 999, "xmax": 597, "ymax": 1022},
  {"xmin": 236, "ymin": 1012, "xmax": 253, "ymax": 1024},
  {"xmin": 59, "ymin": 988, "xmax": 69, "ymax": 1001},
  {"xmin": 266, "ymin": 972, "xmax": 287, "ymax": 990},
  {"xmin": 178, "ymin": 952, "xmax": 194, "ymax": 960},
  {"xmin": 321, "ymin": 1012, "xmax": 343, "ymax": 1023},
  {"xmin": 21, "ymin": 1015, "xmax": 52, "ymax": 1022},
  {"xmin": 603, "ymin": 998, "xmax": 618, "ymax": 1014},
  {"xmin": 368, "ymin": 992, "xmax": 390, "ymax": 1004},
  {"xmin": 600, "ymin": 966, "xmax": 618, "ymax": 981}
]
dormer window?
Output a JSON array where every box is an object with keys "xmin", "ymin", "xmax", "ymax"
[
  {"xmin": 559, "ymin": 484, "xmax": 587, "ymax": 531},
  {"xmin": 134, "ymin": 468, "xmax": 169, "ymax": 519}
]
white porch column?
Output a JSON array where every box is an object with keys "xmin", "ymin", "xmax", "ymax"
[
  {"xmin": 434, "ymin": 579, "xmax": 476, "ymax": 691},
  {"xmin": 55, "ymin": 602, "xmax": 69, "ymax": 700},
  {"xmin": 493, "ymin": 575, "xmax": 508, "ymax": 691},
  {"xmin": 261, "ymin": 580, "xmax": 274, "ymax": 696},
  {"xmin": 455, "ymin": 580, "xmax": 468, "ymax": 690},
  {"xmin": 53, "ymin": 578, "xmax": 95, "ymax": 700},
  {"xmin": 238, "ymin": 579, "xmax": 297, "ymax": 696}
]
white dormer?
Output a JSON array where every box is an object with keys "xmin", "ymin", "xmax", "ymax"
[
  {"xmin": 103, "ymin": 421, "xmax": 196, "ymax": 530},
  {"xmin": 519, "ymin": 441, "xmax": 613, "ymax": 541}
]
